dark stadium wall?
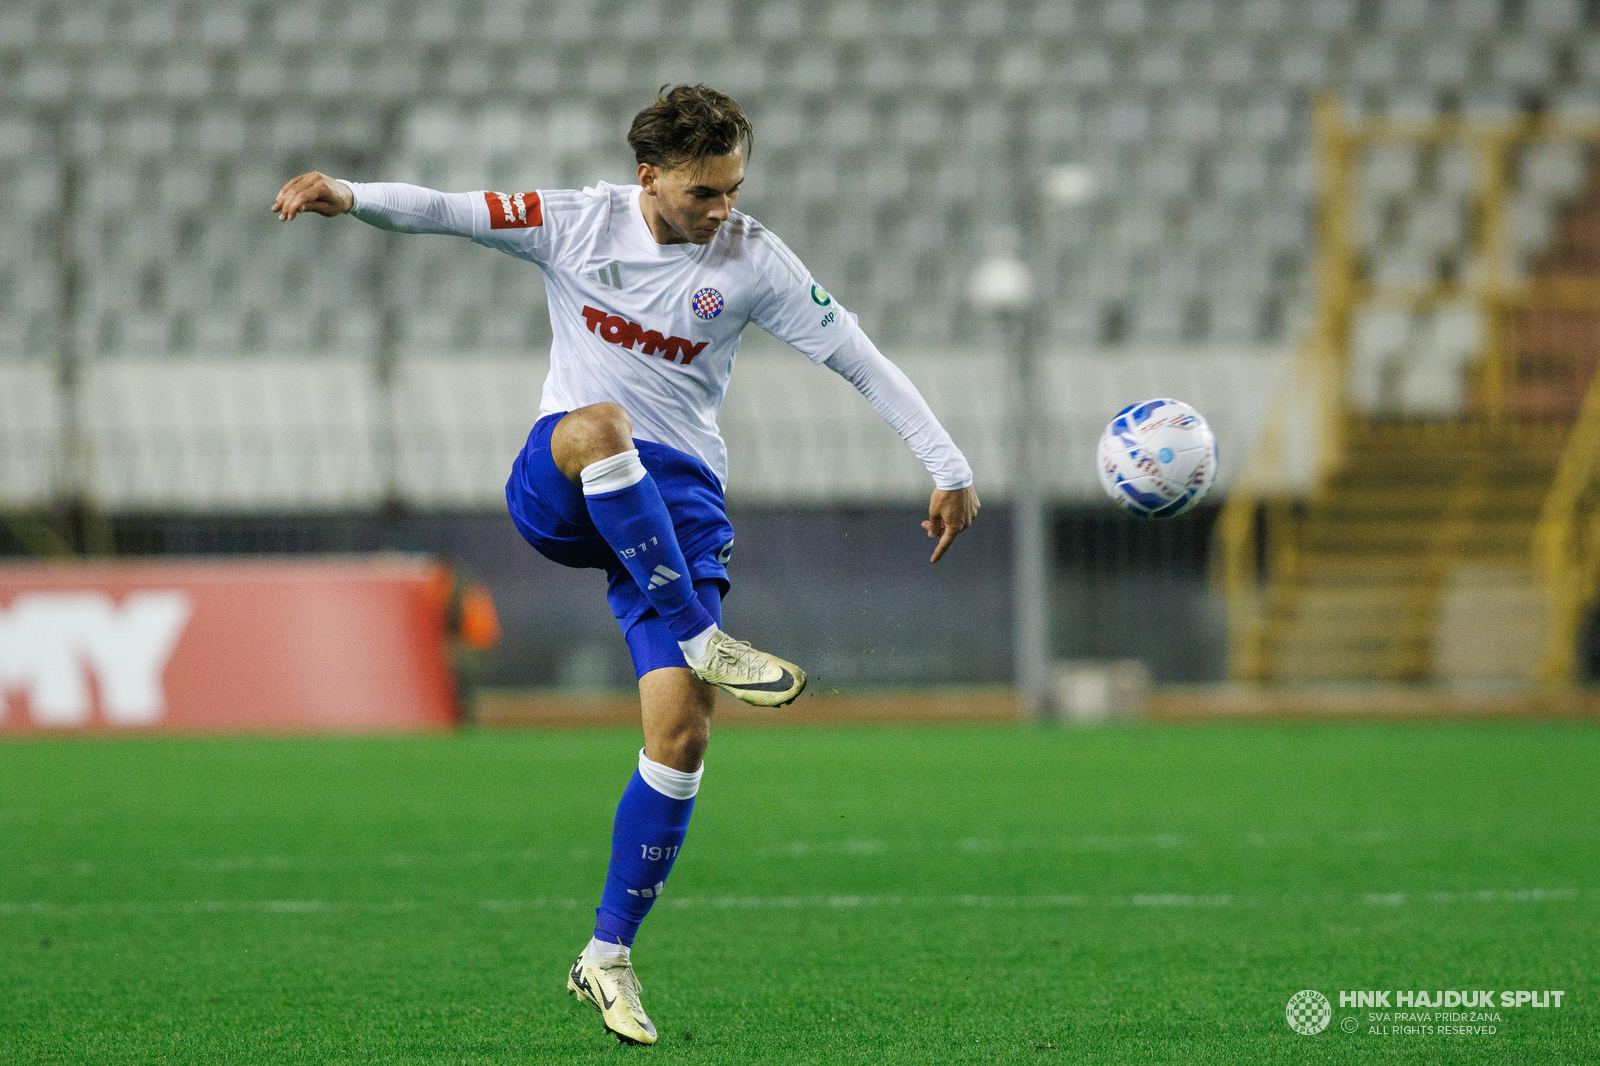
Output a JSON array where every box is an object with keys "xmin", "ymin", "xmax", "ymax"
[{"xmin": 51, "ymin": 504, "xmax": 1227, "ymax": 690}]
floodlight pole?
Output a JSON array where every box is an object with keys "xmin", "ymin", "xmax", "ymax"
[
  {"xmin": 970, "ymin": 227, "xmax": 1051, "ymax": 720},
  {"xmin": 974, "ymin": 138, "xmax": 1091, "ymax": 718},
  {"xmin": 1009, "ymin": 306, "xmax": 1052, "ymax": 720}
]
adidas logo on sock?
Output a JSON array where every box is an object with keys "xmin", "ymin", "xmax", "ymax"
[
  {"xmin": 647, "ymin": 565, "xmax": 680, "ymax": 589},
  {"xmin": 627, "ymin": 881, "xmax": 666, "ymax": 899}
]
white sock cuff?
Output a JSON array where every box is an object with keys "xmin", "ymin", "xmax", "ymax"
[
  {"xmin": 587, "ymin": 935, "xmax": 629, "ymax": 959},
  {"xmin": 637, "ymin": 748, "xmax": 702, "ymax": 799},
  {"xmin": 580, "ymin": 450, "xmax": 647, "ymax": 495},
  {"xmin": 678, "ymin": 624, "xmax": 716, "ymax": 663}
]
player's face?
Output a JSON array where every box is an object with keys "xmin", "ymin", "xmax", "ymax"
[{"xmin": 639, "ymin": 149, "xmax": 744, "ymax": 245}]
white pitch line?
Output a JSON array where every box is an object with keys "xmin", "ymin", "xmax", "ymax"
[
  {"xmin": 21, "ymin": 827, "xmax": 1591, "ymax": 879},
  {"xmin": 0, "ymin": 888, "xmax": 1590, "ymax": 918}
]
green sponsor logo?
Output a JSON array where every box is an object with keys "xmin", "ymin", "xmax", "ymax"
[{"xmin": 810, "ymin": 284, "xmax": 832, "ymax": 306}]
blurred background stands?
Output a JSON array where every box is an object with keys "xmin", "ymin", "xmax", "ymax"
[{"xmin": 2, "ymin": 0, "xmax": 1596, "ymax": 367}]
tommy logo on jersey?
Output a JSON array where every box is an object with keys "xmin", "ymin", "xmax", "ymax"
[
  {"xmin": 691, "ymin": 287, "xmax": 724, "ymax": 320},
  {"xmin": 581, "ymin": 305, "xmax": 710, "ymax": 366},
  {"xmin": 485, "ymin": 190, "xmax": 542, "ymax": 229}
]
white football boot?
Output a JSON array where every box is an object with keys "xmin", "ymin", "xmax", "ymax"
[
  {"xmin": 567, "ymin": 947, "xmax": 658, "ymax": 1046},
  {"xmin": 685, "ymin": 628, "xmax": 806, "ymax": 707}
]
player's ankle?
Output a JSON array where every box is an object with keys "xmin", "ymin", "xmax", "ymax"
[
  {"xmin": 678, "ymin": 624, "xmax": 717, "ymax": 662},
  {"xmin": 587, "ymin": 936, "xmax": 630, "ymax": 960}
]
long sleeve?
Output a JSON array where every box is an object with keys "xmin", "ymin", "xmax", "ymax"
[
  {"xmin": 823, "ymin": 329, "xmax": 974, "ymax": 491},
  {"xmin": 337, "ymin": 180, "xmax": 481, "ymax": 237}
]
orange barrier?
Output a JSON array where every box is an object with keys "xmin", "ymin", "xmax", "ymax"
[{"xmin": 0, "ymin": 556, "xmax": 461, "ymax": 733}]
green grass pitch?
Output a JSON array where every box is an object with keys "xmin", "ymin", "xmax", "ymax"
[{"xmin": 2, "ymin": 721, "xmax": 1595, "ymax": 1065}]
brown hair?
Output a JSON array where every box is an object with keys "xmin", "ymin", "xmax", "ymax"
[{"xmin": 628, "ymin": 84, "xmax": 753, "ymax": 170}]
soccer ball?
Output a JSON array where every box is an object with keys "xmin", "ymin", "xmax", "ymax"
[{"xmin": 1096, "ymin": 398, "xmax": 1217, "ymax": 519}]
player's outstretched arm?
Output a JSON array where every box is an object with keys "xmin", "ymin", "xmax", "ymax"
[
  {"xmin": 273, "ymin": 172, "xmax": 353, "ymax": 220},
  {"xmin": 273, "ymin": 174, "xmax": 486, "ymax": 240},
  {"xmin": 923, "ymin": 485, "xmax": 981, "ymax": 564},
  {"xmin": 821, "ymin": 330, "xmax": 978, "ymax": 562}
]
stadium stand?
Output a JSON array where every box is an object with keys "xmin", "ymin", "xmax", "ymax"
[
  {"xmin": 1, "ymin": 0, "xmax": 1596, "ymax": 512},
  {"xmin": 1218, "ymin": 113, "xmax": 1600, "ymax": 688}
]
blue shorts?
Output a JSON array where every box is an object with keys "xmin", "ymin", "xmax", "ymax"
[{"xmin": 505, "ymin": 412, "xmax": 734, "ymax": 678}]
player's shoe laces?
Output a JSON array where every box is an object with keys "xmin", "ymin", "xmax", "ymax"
[
  {"xmin": 567, "ymin": 948, "xmax": 657, "ymax": 1046},
  {"xmin": 685, "ymin": 629, "xmax": 806, "ymax": 707}
]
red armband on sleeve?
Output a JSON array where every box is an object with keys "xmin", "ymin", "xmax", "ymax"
[{"xmin": 485, "ymin": 191, "xmax": 542, "ymax": 229}]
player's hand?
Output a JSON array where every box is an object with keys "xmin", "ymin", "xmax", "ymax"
[
  {"xmin": 272, "ymin": 171, "xmax": 353, "ymax": 221},
  {"xmin": 922, "ymin": 484, "xmax": 980, "ymax": 563}
]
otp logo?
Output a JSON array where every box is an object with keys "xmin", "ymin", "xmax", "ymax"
[
  {"xmin": 581, "ymin": 305, "xmax": 709, "ymax": 366},
  {"xmin": 485, "ymin": 190, "xmax": 542, "ymax": 229}
]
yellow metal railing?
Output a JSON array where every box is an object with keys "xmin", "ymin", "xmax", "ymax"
[
  {"xmin": 1210, "ymin": 342, "xmax": 1323, "ymax": 681},
  {"xmin": 1215, "ymin": 95, "xmax": 1600, "ymax": 684},
  {"xmin": 1535, "ymin": 344, "xmax": 1600, "ymax": 684}
]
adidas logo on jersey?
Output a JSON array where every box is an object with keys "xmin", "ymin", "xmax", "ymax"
[
  {"xmin": 627, "ymin": 881, "xmax": 666, "ymax": 899},
  {"xmin": 586, "ymin": 263, "xmax": 623, "ymax": 289},
  {"xmin": 647, "ymin": 565, "xmax": 680, "ymax": 589},
  {"xmin": 581, "ymin": 305, "xmax": 710, "ymax": 366}
]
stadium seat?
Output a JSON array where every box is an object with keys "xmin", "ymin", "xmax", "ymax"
[
  {"xmin": 1526, "ymin": 0, "xmax": 1583, "ymax": 31},
  {"xmin": 1521, "ymin": 142, "xmax": 1588, "ymax": 202},
  {"xmin": 1028, "ymin": 0, "xmax": 1076, "ymax": 40},
  {"xmin": 1418, "ymin": 36, "xmax": 1473, "ymax": 88},
  {"xmin": 1102, "ymin": 0, "xmax": 1148, "ymax": 36},
  {"xmin": 1216, "ymin": 151, "xmax": 1269, "ymax": 200},
  {"xmin": 1447, "ymin": 0, "xmax": 1504, "ymax": 31},
  {"xmin": 963, "ymin": 0, "xmax": 1010, "ymax": 40},
  {"xmin": 1371, "ymin": 245, "xmax": 1438, "ymax": 287},
  {"xmin": 1554, "ymin": 88, "xmax": 1600, "ymax": 120},
  {"xmin": 1491, "ymin": 36, "xmax": 1556, "ymax": 88},
  {"xmin": 1136, "ymin": 42, "xmax": 1186, "ymax": 88},
  {"xmin": 757, "ymin": 2, "xmax": 804, "ymax": 43},
  {"xmin": 1406, "ymin": 197, "xmax": 1467, "ymax": 254},
  {"xmin": 57, "ymin": 3, "xmax": 113, "ymax": 47},
  {"xmin": 1349, "ymin": 305, "xmax": 1415, "ymax": 411},
  {"xmin": 896, "ymin": 0, "xmax": 942, "ymax": 42},
  {"xmin": 1307, "ymin": 0, "xmax": 1358, "ymax": 34},
  {"xmin": 1349, "ymin": 37, "xmax": 1403, "ymax": 89},
  {"xmin": 1381, "ymin": 0, "xmax": 1432, "ymax": 32},
  {"xmin": 20, "ymin": 60, "xmax": 71, "ymax": 104},
  {"xmin": 1275, "ymin": 39, "xmax": 1332, "ymax": 87},
  {"xmin": 1435, "ymin": 144, "xmax": 1483, "ymax": 198},
  {"xmin": 828, "ymin": 1, "xmax": 874, "ymax": 41},
  {"xmin": 1232, "ymin": 0, "xmax": 1287, "ymax": 33}
]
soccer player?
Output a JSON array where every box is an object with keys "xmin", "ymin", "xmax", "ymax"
[{"xmin": 273, "ymin": 85, "xmax": 979, "ymax": 1045}]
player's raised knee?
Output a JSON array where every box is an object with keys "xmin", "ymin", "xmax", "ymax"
[
  {"xmin": 553, "ymin": 403, "xmax": 637, "ymax": 480},
  {"xmin": 571, "ymin": 402, "xmax": 634, "ymax": 447}
]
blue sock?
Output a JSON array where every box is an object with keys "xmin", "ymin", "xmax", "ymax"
[
  {"xmin": 582, "ymin": 450, "xmax": 717, "ymax": 643},
  {"xmin": 594, "ymin": 751, "xmax": 701, "ymax": 947}
]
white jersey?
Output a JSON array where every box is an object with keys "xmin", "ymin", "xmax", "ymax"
[
  {"xmin": 342, "ymin": 179, "xmax": 972, "ymax": 491},
  {"xmin": 473, "ymin": 182, "xmax": 850, "ymax": 484}
]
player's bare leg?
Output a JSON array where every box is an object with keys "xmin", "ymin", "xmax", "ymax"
[
  {"xmin": 639, "ymin": 667, "xmax": 714, "ymax": 772},
  {"xmin": 552, "ymin": 403, "xmax": 805, "ymax": 706}
]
